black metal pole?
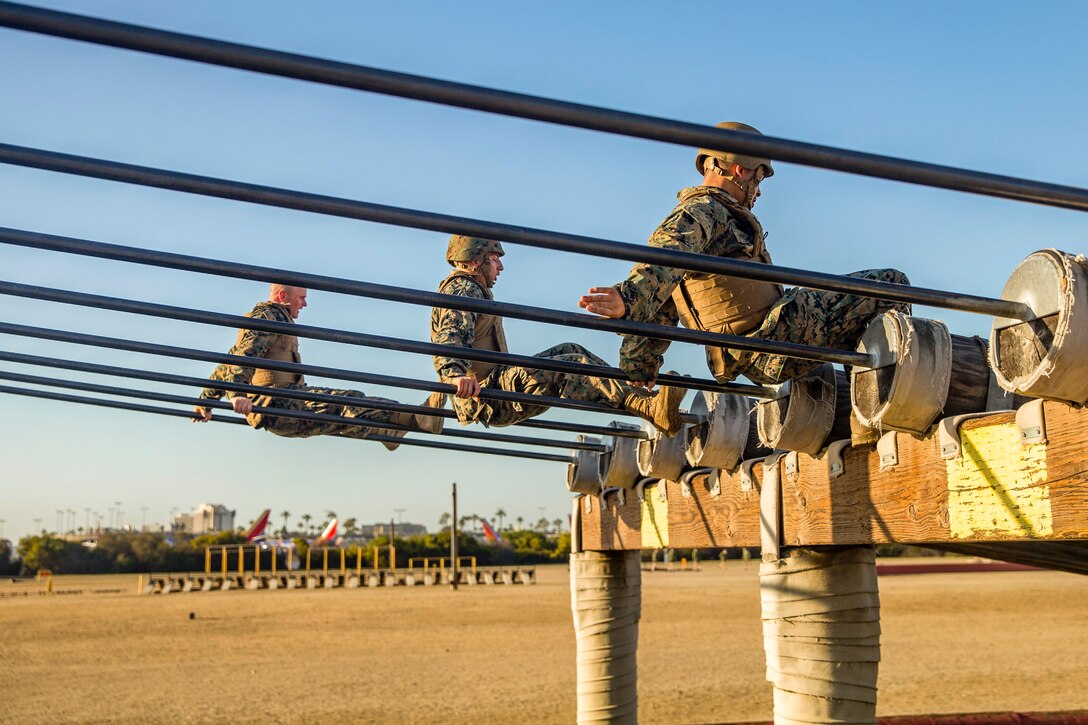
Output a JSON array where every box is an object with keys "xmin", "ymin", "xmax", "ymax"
[
  {"xmin": 0, "ymin": 320, "xmax": 651, "ymax": 439},
  {"xmin": 0, "ymin": 384, "xmax": 575, "ymax": 463},
  {"xmin": 0, "ymin": 144, "xmax": 1033, "ymax": 321},
  {"xmin": 0, "ymin": 349, "xmax": 611, "ymax": 451},
  {"xmin": 0, "ymin": 368, "xmax": 603, "ymax": 452},
  {"xmin": 0, "ymin": 1, "xmax": 1085, "ymax": 213},
  {"xmin": 0, "ymin": 225, "xmax": 850, "ymax": 375},
  {"xmin": 450, "ymin": 482, "xmax": 458, "ymax": 591},
  {"xmin": 0, "ymin": 279, "xmax": 797, "ymax": 393}
]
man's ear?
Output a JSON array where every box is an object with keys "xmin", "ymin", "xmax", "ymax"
[{"xmin": 732, "ymin": 163, "xmax": 753, "ymax": 181}]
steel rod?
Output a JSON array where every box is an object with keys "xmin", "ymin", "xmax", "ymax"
[
  {"xmin": 0, "ymin": 321, "xmax": 651, "ymax": 437},
  {"xmin": 0, "ymin": 143, "xmax": 1032, "ymax": 321},
  {"xmin": 0, "ymin": 224, "xmax": 796, "ymax": 387},
  {"xmin": 0, "ymin": 384, "xmax": 574, "ymax": 463},
  {"xmin": 0, "ymin": 368, "xmax": 601, "ymax": 452},
  {"xmin": 0, "ymin": 1, "xmax": 1084, "ymax": 215},
  {"xmin": 0, "ymin": 350, "xmax": 608, "ymax": 452},
  {"xmin": 0, "ymin": 279, "xmax": 788, "ymax": 394}
]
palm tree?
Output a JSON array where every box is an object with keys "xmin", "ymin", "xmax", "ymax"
[
  {"xmin": 280, "ymin": 510, "xmax": 290, "ymax": 535},
  {"xmin": 552, "ymin": 518, "xmax": 563, "ymax": 533},
  {"xmin": 325, "ymin": 510, "xmax": 337, "ymax": 522},
  {"xmin": 494, "ymin": 508, "xmax": 507, "ymax": 531},
  {"xmin": 516, "ymin": 516, "xmax": 524, "ymax": 531},
  {"xmin": 438, "ymin": 512, "xmax": 450, "ymax": 529},
  {"xmin": 343, "ymin": 517, "xmax": 358, "ymax": 536},
  {"xmin": 301, "ymin": 513, "xmax": 312, "ymax": 535},
  {"xmin": 535, "ymin": 517, "xmax": 549, "ymax": 532}
]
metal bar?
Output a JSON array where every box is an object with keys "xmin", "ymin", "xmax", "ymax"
[
  {"xmin": 0, "ymin": 368, "xmax": 601, "ymax": 453},
  {"xmin": 0, "ymin": 384, "xmax": 574, "ymax": 463},
  {"xmin": 0, "ymin": 343, "xmax": 622, "ymax": 446},
  {"xmin": 0, "ymin": 143, "xmax": 1033, "ymax": 321},
  {"xmin": 0, "ymin": 1, "xmax": 1084, "ymax": 216},
  {"xmin": 0, "ymin": 225, "xmax": 785, "ymax": 386},
  {"xmin": 0, "ymin": 320, "xmax": 651, "ymax": 439},
  {"xmin": 0, "ymin": 279, "xmax": 793, "ymax": 395}
]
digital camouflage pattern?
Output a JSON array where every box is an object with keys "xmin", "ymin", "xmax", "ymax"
[
  {"xmin": 615, "ymin": 186, "xmax": 910, "ymax": 385},
  {"xmin": 200, "ymin": 301, "xmax": 404, "ymax": 442},
  {"xmin": 431, "ymin": 275, "xmax": 490, "ymax": 381},
  {"xmin": 446, "ymin": 235, "xmax": 504, "ymax": 266},
  {"xmin": 431, "ymin": 275, "xmax": 643, "ymax": 427},
  {"xmin": 447, "ymin": 342, "xmax": 639, "ymax": 427}
]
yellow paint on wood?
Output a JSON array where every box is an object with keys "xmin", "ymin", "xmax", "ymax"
[
  {"xmin": 945, "ymin": 422, "xmax": 1052, "ymax": 539},
  {"xmin": 641, "ymin": 484, "xmax": 669, "ymax": 548}
]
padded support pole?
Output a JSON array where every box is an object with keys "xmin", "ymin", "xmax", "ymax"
[
  {"xmin": 571, "ymin": 550, "xmax": 641, "ymax": 724},
  {"xmin": 760, "ymin": 546, "xmax": 880, "ymax": 725}
]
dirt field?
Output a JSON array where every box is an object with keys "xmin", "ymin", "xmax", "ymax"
[{"xmin": 1, "ymin": 562, "xmax": 1085, "ymax": 724}]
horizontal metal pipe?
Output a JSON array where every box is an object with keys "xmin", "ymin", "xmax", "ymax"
[
  {"xmin": 0, "ymin": 321, "xmax": 650, "ymax": 439},
  {"xmin": 0, "ymin": 383, "xmax": 574, "ymax": 463},
  {"xmin": 0, "ymin": 368, "xmax": 601, "ymax": 453},
  {"xmin": 0, "ymin": 142, "xmax": 1031, "ymax": 322},
  {"xmin": 0, "ymin": 350, "xmax": 608, "ymax": 452},
  {"xmin": 0, "ymin": 278, "xmax": 767, "ymax": 399},
  {"xmin": 0, "ymin": 1, "xmax": 1084, "ymax": 216},
  {"xmin": 0, "ymin": 225, "xmax": 797, "ymax": 385}
]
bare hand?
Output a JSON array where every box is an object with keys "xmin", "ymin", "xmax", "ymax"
[
  {"xmin": 191, "ymin": 405, "xmax": 213, "ymax": 422},
  {"xmin": 231, "ymin": 397, "xmax": 254, "ymax": 415},
  {"xmin": 578, "ymin": 286, "xmax": 626, "ymax": 319},
  {"xmin": 629, "ymin": 379, "xmax": 656, "ymax": 392},
  {"xmin": 450, "ymin": 376, "xmax": 481, "ymax": 400}
]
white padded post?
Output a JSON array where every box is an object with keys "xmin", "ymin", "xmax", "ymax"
[
  {"xmin": 760, "ymin": 546, "xmax": 880, "ymax": 725},
  {"xmin": 570, "ymin": 550, "xmax": 641, "ymax": 724}
]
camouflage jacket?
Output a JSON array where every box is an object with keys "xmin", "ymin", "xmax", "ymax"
[
  {"xmin": 199, "ymin": 301, "xmax": 295, "ymax": 400},
  {"xmin": 615, "ymin": 186, "xmax": 769, "ymax": 381},
  {"xmin": 430, "ymin": 275, "xmax": 488, "ymax": 381}
]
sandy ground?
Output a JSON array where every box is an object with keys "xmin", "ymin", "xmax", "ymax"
[{"xmin": 0, "ymin": 562, "xmax": 1085, "ymax": 724}]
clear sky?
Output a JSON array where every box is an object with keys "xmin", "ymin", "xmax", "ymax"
[{"xmin": 1, "ymin": 1, "xmax": 1086, "ymax": 541}]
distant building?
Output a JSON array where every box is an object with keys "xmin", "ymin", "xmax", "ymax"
[
  {"xmin": 361, "ymin": 522, "xmax": 427, "ymax": 538},
  {"xmin": 174, "ymin": 504, "xmax": 235, "ymax": 534}
]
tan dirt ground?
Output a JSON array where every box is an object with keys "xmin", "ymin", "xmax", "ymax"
[{"xmin": 0, "ymin": 562, "xmax": 1085, "ymax": 724}]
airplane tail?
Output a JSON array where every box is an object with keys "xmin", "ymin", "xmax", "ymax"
[
  {"xmin": 244, "ymin": 509, "xmax": 271, "ymax": 543},
  {"xmin": 480, "ymin": 518, "xmax": 503, "ymax": 544}
]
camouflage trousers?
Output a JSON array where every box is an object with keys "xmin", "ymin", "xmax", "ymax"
[
  {"xmin": 716, "ymin": 269, "xmax": 911, "ymax": 384},
  {"xmin": 245, "ymin": 384, "xmax": 406, "ymax": 442},
  {"xmin": 451, "ymin": 342, "xmax": 633, "ymax": 427}
]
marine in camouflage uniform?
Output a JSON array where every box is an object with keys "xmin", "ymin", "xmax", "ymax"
[
  {"xmin": 582, "ymin": 122, "xmax": 909, "ymax": 386},
  {"xmin": 195, "ymin": 285, "xmax": 440, "ymax": 450},
  {"xmin": 431, "ymin": 236, "xmax": 685, "ymax": 434}
]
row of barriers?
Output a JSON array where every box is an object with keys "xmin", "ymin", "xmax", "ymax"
[{"xmin": 141, "ymin": 566, "xmax": 534, "ymax": 594}]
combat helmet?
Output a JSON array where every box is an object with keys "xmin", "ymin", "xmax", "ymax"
[
  {"xmin": 446, "ymin": 235, "xmax": 505, "ymax": 267},
  {"xmin": 695, "ymin": 122, "xmax": 775, "ymax": 177}
]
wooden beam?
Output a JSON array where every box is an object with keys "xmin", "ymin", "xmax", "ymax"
[{"xmin": 577, "ymin": 401, "xmax": 1088, "ymax": 550}]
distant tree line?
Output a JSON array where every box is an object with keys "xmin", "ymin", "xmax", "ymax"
[{"xmin": 3, "ymin": 527, "xmax": 573, "ymax": 576}]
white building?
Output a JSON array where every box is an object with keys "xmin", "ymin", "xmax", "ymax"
[{"xmin": 174, "ymin": 504, "xmax": 235, "ymax": 534}]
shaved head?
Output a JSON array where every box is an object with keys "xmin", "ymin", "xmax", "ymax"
[{"xmin": 269, "ymin": 284, "xmax": 308, "ymax": 319}]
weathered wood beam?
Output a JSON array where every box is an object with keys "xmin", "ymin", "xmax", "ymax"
[{"xmin": 578, "ymin": 401, "xmax": 1088, "ymax": 550}]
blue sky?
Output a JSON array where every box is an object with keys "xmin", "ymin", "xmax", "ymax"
[{"xmin": 1, "ymin": 1, "xmax": 1085, "ymax": 541}]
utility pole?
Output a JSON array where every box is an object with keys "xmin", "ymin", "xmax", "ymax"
[
  {"xmin": 450, "ymin": 482, "xmax": 458, "ymax": 591},
  {"xmin": 388, "ymin": 518, "xmax": 395, "ymax": 571}
]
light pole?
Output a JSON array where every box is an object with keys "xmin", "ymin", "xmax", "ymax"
[
  {"xmin": 394, "ymin": 508, "xmax": 406, "ymax": 524},
  {"xmin": 32, "ymin": 518, "xmax": 42, "ymax": 533},
  {"xmin": 84, "ymin": 508, "xmax": 90, "ymax": 532},
  {"xmin": 140, "ymin": 506, "xmax": 148, "ymax": 531},
  {"xmin": 114, "ymin": 501, "xmax": 122, "ymax": 529}
]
